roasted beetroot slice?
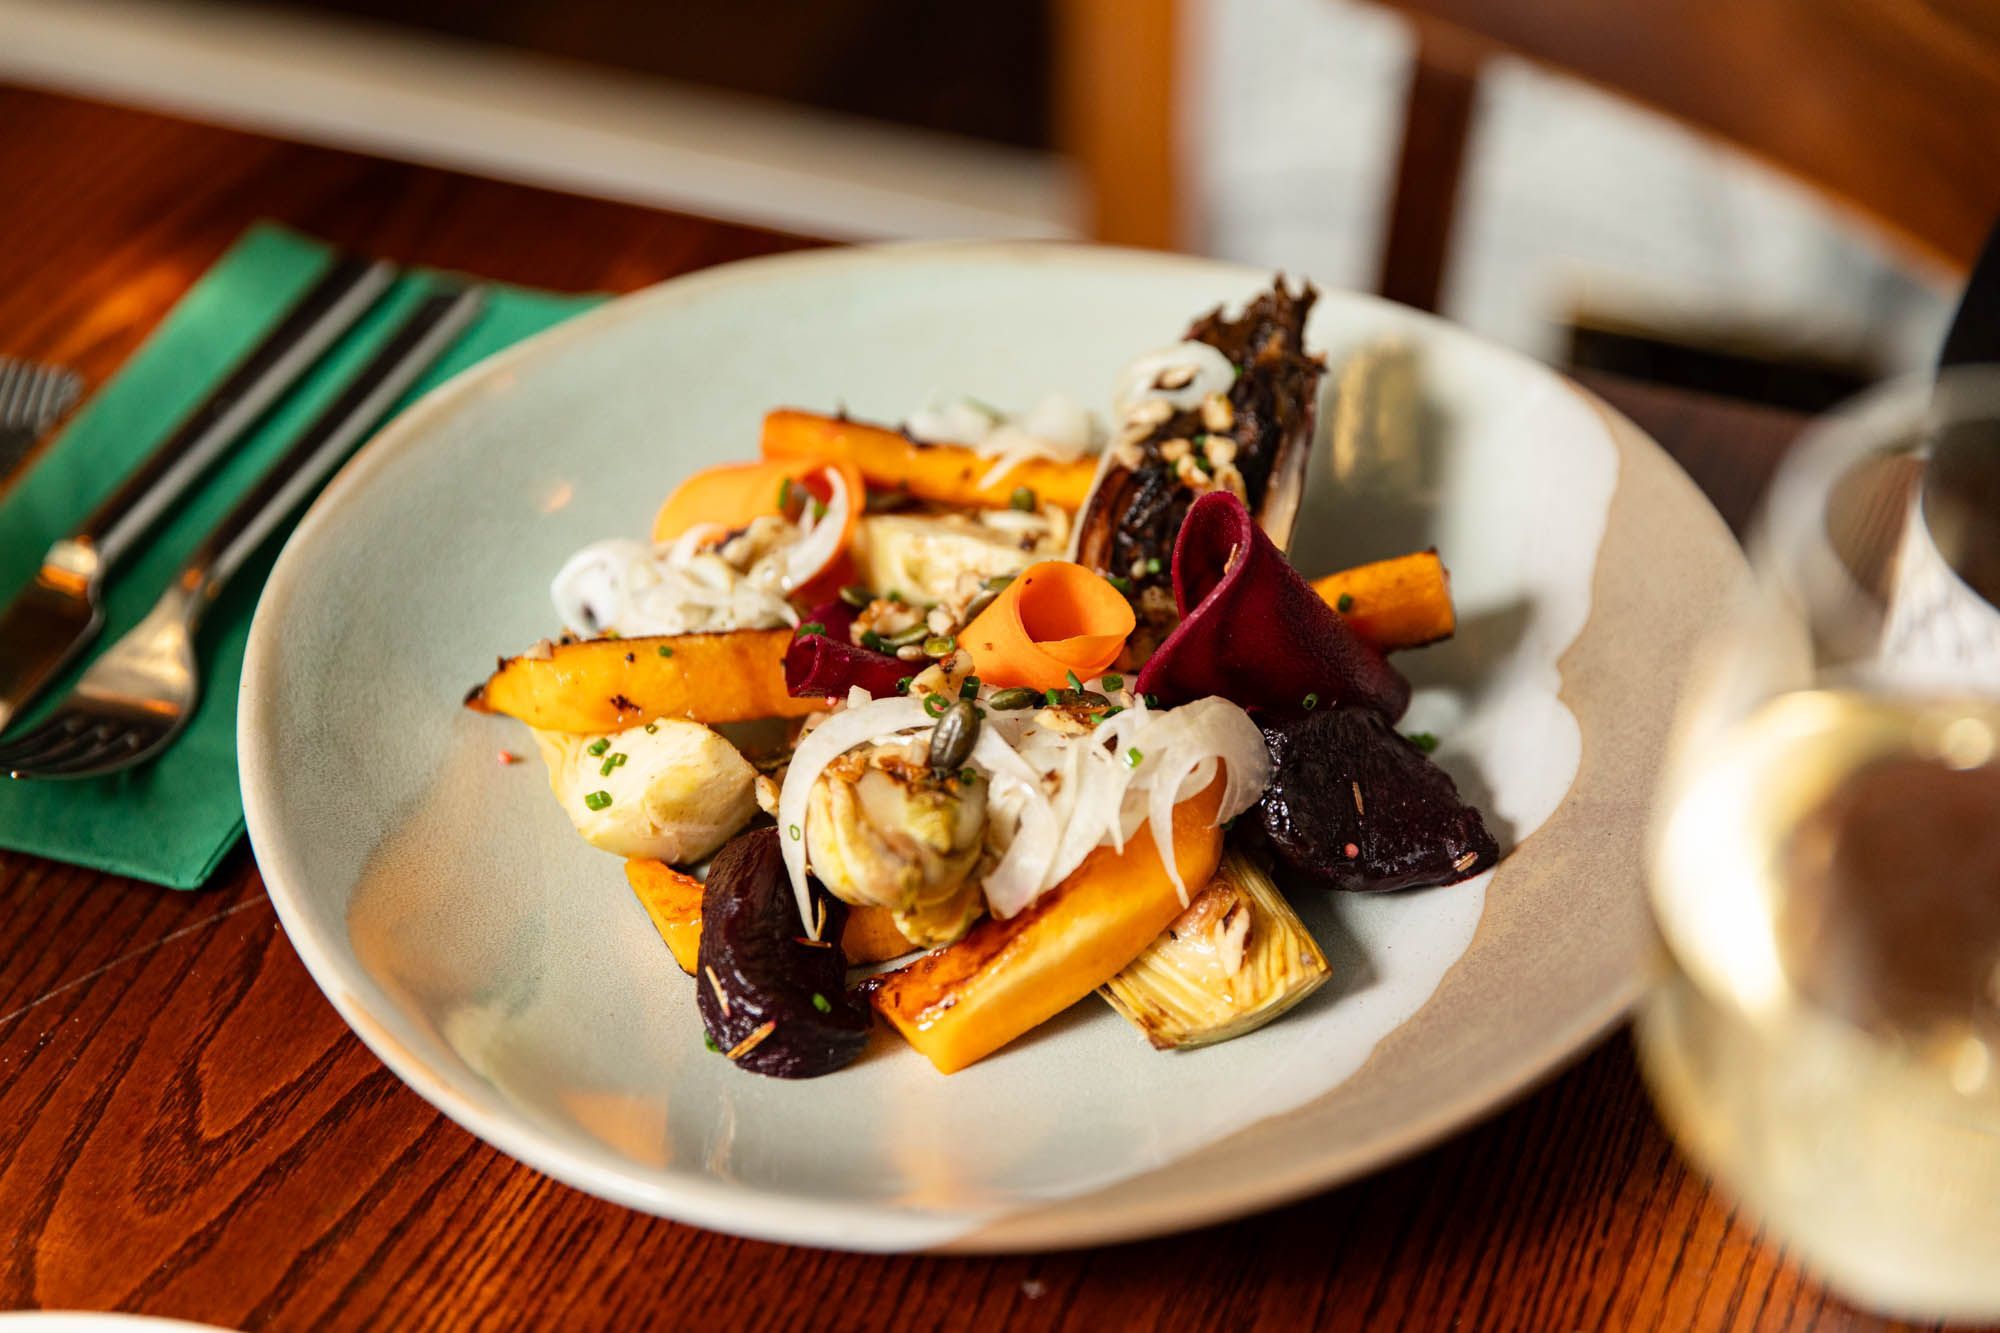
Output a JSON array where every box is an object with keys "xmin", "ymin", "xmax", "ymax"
[
  {"xmin": 784, "ymin": 599, "xmax": 908, "ymax": 700},
  {"xmin": 696, "ymin": 828, "xmax": 870, "ymax": 1077},
  {"xmin": 1135, "ymin": 492, "xmax": 1409, "ymax": 720},
  {"xmin": 1255, "ymin": 705, "xmax": 1497, "ymax": 893}
]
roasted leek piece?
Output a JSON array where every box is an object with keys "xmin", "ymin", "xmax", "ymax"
[{"xmin": 1100, "ymin": 850, "xmax": 1330, "ymax": 1049}]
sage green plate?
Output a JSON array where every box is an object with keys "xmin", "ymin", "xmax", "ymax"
[{"xmin": 241, "ymin": 243, "xmax": 1742, "ymax": 1251}]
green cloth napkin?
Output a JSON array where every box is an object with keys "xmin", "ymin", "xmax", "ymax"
[{"xmin": 0, "ymin": 223, "xmax": 605, "ymax": 887}]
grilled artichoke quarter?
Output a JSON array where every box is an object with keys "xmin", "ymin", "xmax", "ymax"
[
  {"xmin": 1100, "ymin": 850, "xmax": 1330, "ymax": 1049},
  {"xmin": 804, "ymin": 738, "xmax": 989, "ymax": 948}
]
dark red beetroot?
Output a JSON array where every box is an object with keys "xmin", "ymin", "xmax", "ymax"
[
  {"xmin": 696, "ymin": 828, "xmax": 870, "ymax": 1077},
  {"xmin": 1255, "ymin": 705, "xmax": 1497, "ymax": 892},
  {"xmin": 1134, "ymin": 492, "xmax": 1409, "ymax": 720},
  {"xmin": 784, "ymin": 599, "xmax": 908, "ymax": 700}
]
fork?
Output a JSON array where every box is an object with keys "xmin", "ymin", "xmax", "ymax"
[
  {"xmin": 0, "ymin": 356, "xmax": 83, "ymax": 476},
  {"xmin": 1, "ymin": 286, "xmax": 485, "ymax": 781}
]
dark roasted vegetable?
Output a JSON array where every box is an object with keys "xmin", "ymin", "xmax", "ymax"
[
  {"xmin": 783, "ymin": 599, "xmax": 908, "ymax": 700},
  {"xmin": 1074, "ymin": 279, "xmax": 1325, "ymax": 661},
  {"xmin": 696, "ymin": 828, "xmax": 870, "ymax": 1077},
  {"xmin": 1254, "ymin": 705, "xmax": 1497, "ymax": 892},
  {"xmin": 1136, "ymin": 492, "xmax": 1410, "ymax": 720}
]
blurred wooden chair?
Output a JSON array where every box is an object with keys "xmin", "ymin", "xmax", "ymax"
[{"xmin": 1057, "ymin": 0, "xmax": 2000, "ymax": 312}]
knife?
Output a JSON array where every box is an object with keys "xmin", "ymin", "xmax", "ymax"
[{"xmin": 0, "ymin": 255, "xmax": 394, "ymax": 735}]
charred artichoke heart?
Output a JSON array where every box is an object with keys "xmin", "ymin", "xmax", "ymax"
[
  {"xmin": 696, "ymin": 828, "xmax": 870, "ymax": 1078},
  {"xmin": 805, "ymin": 739, "xmax": 987, "ymax": 948},
  {"xmin": 1255, "ymin": 705, "xmax": 1498, "ymax": 892}
]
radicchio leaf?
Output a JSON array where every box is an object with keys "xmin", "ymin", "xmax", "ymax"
[{"xmin": 1134, "ymin": 491, "xmax": 1410, "ymax": 719}]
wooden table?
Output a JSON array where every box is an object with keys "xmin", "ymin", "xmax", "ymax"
[{"xmin": 0, "ymin": 87, "xmax": 1912, "ymax": 1332}]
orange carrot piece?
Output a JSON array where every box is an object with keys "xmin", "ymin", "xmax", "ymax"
[
  {"xmin": 649, "ymin": 457, "xmax": 863, "ymax": 604},
  {"xmin": 468, "ymin": 630, "xmax": 824, "ymax": 731},
  {"xmin": 962, "ymin": 561, "xmax": 1135, "ymax": 690},
  {"xmin": 651, "ymin": 459, "xmax": 805, "ymax": 544},
  {"xmin": 761, "ymin": 409, "xmax": 1098, "ymax": 511},
  {"xmin": 873, "ymin": 780, "xmax": 1227, "ymax": 1074},
  {"xmin": 1311, "ymin": 549, "xmax": 1455, "ymax": 651},
  {"xmin": 625, "ymin": 858, "xmax": 706, "ymax": 974}
]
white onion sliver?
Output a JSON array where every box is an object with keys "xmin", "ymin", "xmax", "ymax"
[
  {"xmin": 971, "ymin": 727, "xmax": 1059, "ymax": 919},
  {"xmin": 782, "ymin": 466, "xmax": 849, "ymax": 591},
  {"xmin": 1114, "ymin": 341, "xmax": 1236, "ymax": 417},
  {"xmin": 775, "ymin": 695, "xmax": 931, "ymax": 936}
]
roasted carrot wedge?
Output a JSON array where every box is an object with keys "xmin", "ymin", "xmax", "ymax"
[{"xmin": 1311, "ymin": 549, "xmax": 1455, "ymax": 651}]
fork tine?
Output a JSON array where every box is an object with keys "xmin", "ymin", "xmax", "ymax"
[
  {"xmin": 0, "ymin": 715, "xmax": 85, "ymax": 766},
  {"xmin": 14, "ymin": 725, "xmax": 155, "ymax": 780},
  {"xmin": 2, "ymin": 719, "xmax": 110, "ymax": 775}
]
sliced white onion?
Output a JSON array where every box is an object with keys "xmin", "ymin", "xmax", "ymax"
[
  {"xmin": 971, "ymin": 725, "xmax": 1059, "ymax": 919},
  {"xmin": 1127, "ymin": 697, "xmax": 1272, "ymax": 902},
  {"xmin": 1015, "ymin": 392, "xmax": 1101, "ymax": 451},
  {"xmin": 776, "ymin": 694, "xmax": 931, "ymax": 936},
  {"xmin": 907, "ymin": 395, "xmax": 1002, "ymax": 444},
  {"xmin": 1114, "ymin": 341, "xmax": 1236, "ymax": 417},
  {"xmin": 549, "ymin": 538, "xmax": 650, "ymax": 636},
  {"xmin": 780, "ymin": 466, "xmax": 850, "ymax": 592}
]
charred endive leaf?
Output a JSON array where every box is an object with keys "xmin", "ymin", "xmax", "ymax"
[
  {"xmin": 1100, "ymin": 849, "xmax": 1330, "ymax": 1049},
  {"xmin": 1072, "ymin": 280, "xmax": 1326, "ymax": 665}
]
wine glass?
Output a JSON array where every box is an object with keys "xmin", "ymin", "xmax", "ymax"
[{"xmin": 1637, "ymin": 367, "xmax": 2000, "ymax": 1321}]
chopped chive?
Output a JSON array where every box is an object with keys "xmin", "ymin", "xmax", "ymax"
[
  {"xmin": 1105, "ymin": 573, "xmax": 1132, "ymax": 594},
  {"xmin": 860, "ymin": 629, "xmax": 885, "ymax": 651},
  {"xmin": 896, "ymin": 675, "xmax": 913, "ymax": 694},
  {"xmin": 587, "ymin": 738, "xmax": 611, "ymax": 756},
  {"xmin": 1336, "ymin": 593, "xmax": 1355, "ymax": 614},
  {"xmin": 959, "ymin": 676, "xmax": 982, "ymax": 700},
  {"xmin": 1066, "ymin": 670, "xmax": 1084, "ymax": 692},
  {"xmin": 811, "ymin": 992, "xmax": 832, "ymax": 1013},
  {"xmin": 1145, "ymin": 556, "xmax": 1163, "ymax": 575},
  {"xmin": 788, "ymin": 823, "xmax": 802, "ymax": 839},
  {"xmin": 799, "ymin": 621, "xmax": 827, "ymax": 637},
  {"xmin": 1045, "ymin": 688, "xmax": 1062, "ymax": 706},
  {"xmin": 924, "ymin": 693, "xmax": 950, "ymax": 718},
  {"xmin": 584, "ymin": 790, "xmax": 613, "ymax": 811},
  {"xmin": 1125, "ymin": 747, "xmax": 1143, "ymax": 768},
  {"xmin": 1302, "ymin": 692, "xmax": 1319, "ymax": 711},
  {"xmin": 887, "ymin": 588, "xmax": 905, "ymax": 603},
  {"xmin": 1009, "ymin": 485, "xmax": 1037, "ymax": 512},
  {"xmin": 1407, "ymin": 731, "xmax": 1440, "ymax": 753},
  {"xmin": 704, "ymin": 1033, "xmax": 721, "ymax": 1053},
  {"xmin": 1101, "ymin": 673, "xmax": 1124, "ymax": 692},
  {"xmin": 644, "ymin": 722, "xmax": 658, "ymax": 733},
  {"xmin": 959, "ymin": 767, "xmax": 979, "ymax": 784},
  {"xmin": 599, "ymin": 754, "xmax": 617, "ymax": 776},
  {"xmin": 777, "ymin": 476, "xmax": 794, "ymax": 510},
  {"xmin": 657, "ymin": 644, "xmax": 674, "ymax": 657},
  {"xmin": 810, "ymin": 497, "xmax": 828, "ymax": 521},
  {"xmin": 1143, "ymin": 693, "xmax": 1162, "ymax": 709}
]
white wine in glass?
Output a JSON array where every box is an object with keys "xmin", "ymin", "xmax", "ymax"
[{"xmin": 1637, "ymin": 372, "xmax": 2000, "ymax": 1321}]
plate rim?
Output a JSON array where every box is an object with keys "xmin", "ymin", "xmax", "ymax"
[{"xmin": 241, "ymin": 239, "xmax": 1741, "ymax": 1252}]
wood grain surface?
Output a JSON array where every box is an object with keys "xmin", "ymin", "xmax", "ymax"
[{"xmin": 0, "ymin": 86, "xmax": 1929, "ymax": 1332}]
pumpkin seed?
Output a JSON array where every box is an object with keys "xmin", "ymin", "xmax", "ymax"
[
  {"xmin": 929, "ymin": 699, "xmax": 981, "ymax": 772},
  {"xmin": 988, "ymin": 686, "xmax": 1043, "ymax": 711}
]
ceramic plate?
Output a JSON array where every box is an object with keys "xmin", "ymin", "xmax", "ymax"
[{"xmin": 241, "ymin": 243, "xmax": 1742, "ymax": 1252}]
